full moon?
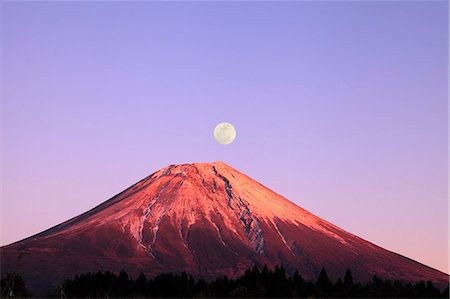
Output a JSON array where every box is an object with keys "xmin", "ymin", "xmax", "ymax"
[{"xmin": 214, "ymin": 122, "xmax": 236, "ymax": 145}]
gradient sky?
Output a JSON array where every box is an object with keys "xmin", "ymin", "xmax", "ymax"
[{"xmin": 1, "ymin": 1, "xmax": 448, "ymax": 273}]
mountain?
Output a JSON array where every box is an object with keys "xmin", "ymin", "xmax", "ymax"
[{"xmin": 1, "ymin": 162, "xmax": 448, "ymax": 294}]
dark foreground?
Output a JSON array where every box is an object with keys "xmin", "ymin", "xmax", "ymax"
[{"xmin": 1, "ymin": 266, "xmax": 449, "ymax": 298}]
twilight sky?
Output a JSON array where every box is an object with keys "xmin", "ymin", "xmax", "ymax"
[{"xmin": 1, "ymin": 2, "xmax": 448, "ymax": 273}]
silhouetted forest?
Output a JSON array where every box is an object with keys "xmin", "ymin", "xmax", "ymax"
[{"xmin": 2, "ymin": 266, "xmax": 449, "ymax": 298}]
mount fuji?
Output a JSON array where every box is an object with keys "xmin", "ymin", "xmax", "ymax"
[{"xmin": 1, "ymin": 162, "xmax": 448, "ymax": 294}]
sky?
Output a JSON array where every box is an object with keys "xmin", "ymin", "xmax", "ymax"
[{"xmin": 1, "ymin": 1, "xmax": 448, "ymax": 274}]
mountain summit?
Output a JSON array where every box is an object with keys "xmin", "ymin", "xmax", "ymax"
[{"xmin": 1, "ymin": 162, "xmax": 448, "ymax": 293}]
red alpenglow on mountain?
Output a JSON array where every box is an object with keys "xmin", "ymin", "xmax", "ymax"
[{"xmin": 1, "ymin": 162, "xmax": 448, "ymax": 294}]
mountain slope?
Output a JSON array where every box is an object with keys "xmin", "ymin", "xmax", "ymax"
[{"xmin": 1, "ymin": 162, "xmax": 448, "ymax": 294}]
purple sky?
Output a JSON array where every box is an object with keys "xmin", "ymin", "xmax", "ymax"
[{"xmin": 1, "ymin": 2, "xmax": 448, "ymax": 273}]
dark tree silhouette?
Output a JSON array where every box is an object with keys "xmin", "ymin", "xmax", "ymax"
[
  {"xmin": 8, "ymin": 265, "xmax": 447, "ymax": 298},
  {"xmin": 134, "ymin": 273, "xmax": 147, "ymax": 297},
  {"xmin": 316, "ymin": 267, "xmax": 333, "ymax": 296},
  {"xmin": 344, "ymin": 268, "xmax": 354, "ymax": 286},
  {"xmin": 0, "ymin": 273, "xmax": 28, "ymax": 298}
]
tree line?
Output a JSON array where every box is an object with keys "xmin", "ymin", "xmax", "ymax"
[{"xmin": 1, "ymin": 265, "xmax": 449, "ymax": 298}]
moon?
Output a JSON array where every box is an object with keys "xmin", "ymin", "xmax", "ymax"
[{"xmin": 214, "ymin": 122, "xmax": 236, "ymax": 145}]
